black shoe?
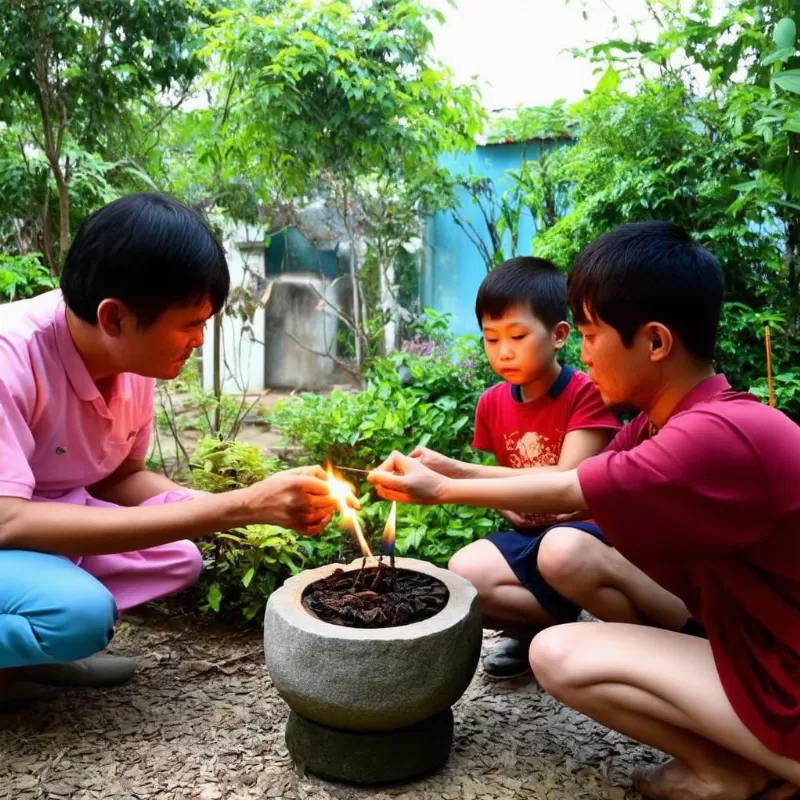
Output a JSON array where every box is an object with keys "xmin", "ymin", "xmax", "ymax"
[
  {"xmin": 17, "ymin": 655, "xmax": 136, "ymax": 688},
  {"xmin": 482, "ymin": 637, "xmax": 533, "ymax": 679}
]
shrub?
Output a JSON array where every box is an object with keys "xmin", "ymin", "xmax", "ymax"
[
  {"xmin": 267, "ymin": 312, "xmax": 504, "ymax": 566},
  {"xmin": 184, "ymin": 438, "xmax": 304, "ymax": 621},
  {"xmin": 0, "ymin": 253, "xmax": 56, "ymax": 303}
]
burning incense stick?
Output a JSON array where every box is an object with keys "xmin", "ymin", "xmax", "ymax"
[
  {"xmin": 326, "ymin": 464, "xmax": 372, "ymax": 558},
  {"xmin": 380, "ymin": 501, "xmax": 397, "ymax": 569},
  {"xmin": 765, "ymin": 325, "xmax": 776, "ymax": 408}
]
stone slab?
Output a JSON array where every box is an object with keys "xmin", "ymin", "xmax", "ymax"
[{"xmin": 285, "ymin": 709, "xmax": 454, "ymax": 784}]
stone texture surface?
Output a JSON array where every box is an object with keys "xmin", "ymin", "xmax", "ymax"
[
  {"xmin": 285, "ymin": 709, "xmax": 454, "ymax": 784},
  {"xmin": 0, "ymin": 609, "xmax": 660, "ymax": 800},
  {"xmin": 264, "ymin": 558, "xmax": 483, "ymax": 731}
]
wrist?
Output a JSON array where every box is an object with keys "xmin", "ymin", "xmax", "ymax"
[
  {"xmin": 219, "ymin": 486, "xmax": 260, "ymax": 528},
  {"xmin": 450, "ymin": 459, "xmax": 475, "ymax": 479},
  {"xmin": 435, "ymin": 476, "xmax": 458, "ymax": 504}
]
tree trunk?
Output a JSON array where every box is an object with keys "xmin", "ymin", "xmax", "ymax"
[
  {"xmin": 213, "ymin": 312, "xmax": 223, "ymax": 436},
  {"xmin": 349, "ymin": 238, "xmax": 362, "ymax": 368},
  {"xmin": 54, "ymin": 165, "xmax": 70, "ymax": 267},
  {"xmin": 36, "ymin": 92, "xmax": 71, "ymax": 271}
]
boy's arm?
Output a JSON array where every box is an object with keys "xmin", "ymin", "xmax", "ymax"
[{"xmin": 429, "ymin": 427, "xmax": 614, "ymax": 479}]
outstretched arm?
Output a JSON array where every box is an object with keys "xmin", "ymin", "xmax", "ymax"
[
  {"xmin": 0, "ymin": 467, "xmax": 338, "ymax": 556},
  {"xmin": 368, "ymin": 451, "xmax": 587, "ymax": 515}
]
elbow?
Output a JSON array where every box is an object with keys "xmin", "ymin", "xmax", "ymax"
[{"xmin": 0, "ymin": 498, "xmax": 27, "ymax": 549}]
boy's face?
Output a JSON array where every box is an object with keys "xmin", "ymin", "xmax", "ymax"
[
  {"xmin": 481, "ymin": 304, "xmax": 566, "ymax": 385},
  {"xmin": 100, "ymin": 297, "xmax": 213, "ymax": 380}
]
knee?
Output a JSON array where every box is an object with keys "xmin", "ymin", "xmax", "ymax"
[
  {"xmin": 172, "ymin": 540, "xmax": 204, "ymax": 590},
  {"xmin": 537, "ymin": 528, "xmax": 604, "ymax": 595},
  {"xmin": 449, "ymin": 545, "xmax": 491, "ymax": 594},
  {"xmin": 40, "ymin": 580, "xmax": 117, "ymax": 663},
  {"xmin": 529, "ymin": 626, "xmax": 580, "ymax": 698}
]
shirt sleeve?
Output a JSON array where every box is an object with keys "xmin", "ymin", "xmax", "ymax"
[
  {"xmin": 128, "ymin": 379, "xmax": 155, "ymax": 461},
  {"xmin": 566, "ymin": 377, "xmax": 622, "ymax": 433},
  {"xmin": 578, "ymin": 409, "xmax": 772, "ymax": 561},
  {"xmin": 472, "ymin": 391, "xmax": 493, "ymax": 452},
  {"xmin": 0, "ymin": 345, "xmax": 36, "ymax": 500}
]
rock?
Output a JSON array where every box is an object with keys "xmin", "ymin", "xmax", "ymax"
[
  {"xmin": 284, "ymin": 709, "xmax": 454, "ymax": 784},
  {"xmin": 264, "ymin": 557, "xmax": 482, "ymax": 731}
]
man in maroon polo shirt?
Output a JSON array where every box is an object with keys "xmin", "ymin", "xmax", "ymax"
[{"xmin": 369, "ymin": 222, "xmax": 800, "ymax": 800}]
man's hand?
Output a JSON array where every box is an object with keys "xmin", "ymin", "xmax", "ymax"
[
  {"xmin": 409, "ymin": 446, "xmax": 467, "ymax": 479},
  {"xmin": 368, "ymin": 451, "xmax": 449, "ymax": 505},
  {"xmin": 242, "ymin": 465, "xmax": 337, "ymax": 535}
]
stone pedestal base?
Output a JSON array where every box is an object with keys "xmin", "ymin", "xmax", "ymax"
[{"xmin": 285, "ymin": 708, "xmax": 454, "ymax": 784}]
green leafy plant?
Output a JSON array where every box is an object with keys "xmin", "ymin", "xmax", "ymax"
[
  {"xmin": 751, "ymin": 372, "xmax": 800, "ymax": 421},
  {"xmin": 267, "ymin": 311, "xmax": 503, "ymax": 565},
  {"xmin": 200, "ymin": 524, "xmax": 304, "ymax": 621},
  {"xmin": 179, "ymin": 436, "xmax": 304, "ymax": 620},
  {"xmin": 187, "ymin": 438, "xmax": 281, "ymax": 495},
  {"xmin": 0, "ymin": 253, "xmax": 56, "ymax": 303}
]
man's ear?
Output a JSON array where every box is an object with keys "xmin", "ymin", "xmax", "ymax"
[
  {"xmin": 552, "ymin": 321, "xmax": 571, "ymax": 351},
  {"xmin": 643, "ymin": 322, "xmax": 673, "ymax": 362},
  {"xmin": 96, "ymin": 299, "xmax": 129, "ymax": 338}
]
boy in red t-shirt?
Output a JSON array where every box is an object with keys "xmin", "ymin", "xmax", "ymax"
[{"xmin": 413, "ymin": 258, "xmax": 694, "ymax": 679}]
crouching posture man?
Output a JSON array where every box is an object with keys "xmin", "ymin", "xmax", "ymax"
[
  {"xmin": 370, "ymin": 222, "xmax": 800, "ymax": 800},
  {"xmin": 0, "ymin": 194, "xmax": 337, "ymax": 709}
]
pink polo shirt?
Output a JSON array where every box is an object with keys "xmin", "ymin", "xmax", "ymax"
[
  {"xmin": 578, "ymin": 375, "xmax": 800, "ymax": 759},
  {"xmin": 0, "ymin": 290, "xmax": 154, "ymax": 500}
]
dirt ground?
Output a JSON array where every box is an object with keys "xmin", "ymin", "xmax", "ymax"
[{"xmin": 0, "ymin": 611, "xmax": 661, "ymax": 800}]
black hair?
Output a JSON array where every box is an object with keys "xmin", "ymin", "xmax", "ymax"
[
  {"xmin": 61, "ymin": 193, "xmax": 230, "ymax": 327},
  {"xmin": 568, "ymin": 221, "xmax": 723, "ymax": 362},
  {"xmin": 475, "ymin": 257, "xmax": 567, "ymax": 329}
]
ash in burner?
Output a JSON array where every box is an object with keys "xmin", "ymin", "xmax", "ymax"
[{"xmin": 302, "ymin": 563, "xmax": 449, "ymax": 628}]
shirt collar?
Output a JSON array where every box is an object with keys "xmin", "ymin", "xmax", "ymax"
[
  {"xmin": 669, "ymin": 373, "xmax": 732, "ymax": 418},
  {"xmin": 54, "ymin": 297, "xmax": 102, "ymax": 403},
  {"xmin": 510, "ymin": 364, "xmax": 575, "ymax": 403}
]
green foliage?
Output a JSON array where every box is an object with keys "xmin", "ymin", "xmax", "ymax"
[
  {"xmin": 200, "ymin": 524, "xmax": 304, "ymax": 621},
  {"xmin": 453, "ymin": 1, "xmax": 800, "ymax": 418},
  {"xmin": 751, "ymin": 371, "xmax": 800, "ymax": 413},
  {"xmin": 0, "ymin": 0, "xmax": 212, "ymax": 267},
  {"xmin": 267, "ymin": 311, "xmax": 503, "ymax": 565},
  {"xmin": 0, "ymin": 252, "xmax": 56, "ymax": 303},
  {"xmin": 204, "ymin": 0, "xmax": 485, "ymax": 196},
  {"xmin": 180, "ymin": 435, "xmax": 304, "ymax": 621},
  {"xmin": 187, "ymin": 438, "xmax": 280, "ymax": 494}
]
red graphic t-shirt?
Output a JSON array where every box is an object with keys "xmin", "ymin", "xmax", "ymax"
[{"xmin": 473, "ymin": 366, "xmax": 620, "ymax": 526}]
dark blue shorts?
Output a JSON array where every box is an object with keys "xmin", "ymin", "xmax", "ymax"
[{"xmin": 487, "ymin": 522, "xmax": 610, "ymax": 622}]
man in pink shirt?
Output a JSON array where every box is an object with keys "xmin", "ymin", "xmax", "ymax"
[
  {"xmin": 0, "ymin": 194, "xmax": 337, "ymax": 709},
  {"xmin": 370, "ymin": 222, "xmax": 800, "ymax": 799}
]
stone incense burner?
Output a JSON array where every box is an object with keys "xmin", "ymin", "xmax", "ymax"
[{"xmin": 264, "ymin": 556, "xmax": 482, "ymax": 783}]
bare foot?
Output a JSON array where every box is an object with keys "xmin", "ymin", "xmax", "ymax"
[{"xmin": 632, "ymin": 758, "xmax": 777, "ymax": 800}]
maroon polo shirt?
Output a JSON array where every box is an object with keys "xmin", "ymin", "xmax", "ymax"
[{"xmin": 578, "ymin": 374, "xmax": 800, "ymax": 758}]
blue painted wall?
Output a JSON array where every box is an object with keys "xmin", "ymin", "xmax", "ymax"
[{"xmin": 422, "ymin": 141, "xmax": 551, "ymax": 337}]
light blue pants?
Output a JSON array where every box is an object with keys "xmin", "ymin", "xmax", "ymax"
[{"xmin": 0, "ymin": 550, "xmax": 117, "ymax": 669}]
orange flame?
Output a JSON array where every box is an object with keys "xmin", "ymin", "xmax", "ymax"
[
  {"xmin": 380, "ymin": 501, "xmax": 397, "ymax": 556},
  {"xmin": 326, "ymin": 464, "xmax": 372, "ymax": 558}
]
